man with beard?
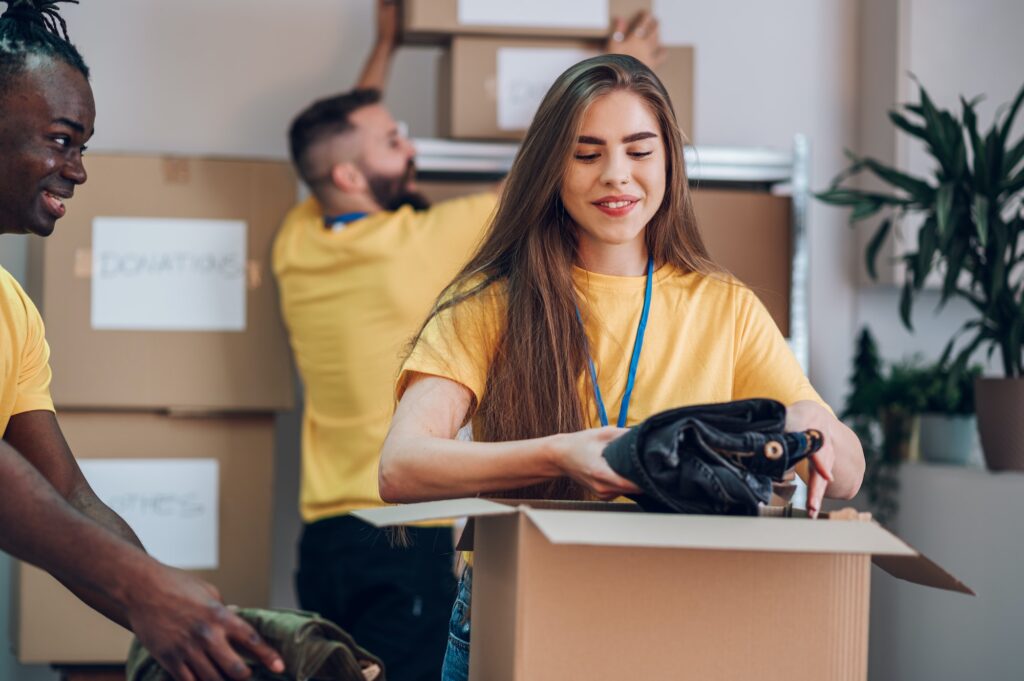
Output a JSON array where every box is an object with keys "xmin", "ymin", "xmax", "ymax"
[{"xmin": 272, "ymin": 2, "xmax": 663, "ymax": 679}]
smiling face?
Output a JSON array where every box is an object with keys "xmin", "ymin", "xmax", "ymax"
[
  {"xmin": 0, "ymin": 57, "xmax": 95, "ymax": 236},
  {"xmin": 559, "ymin": 89, "xmax": 666, "ymax": 268}
]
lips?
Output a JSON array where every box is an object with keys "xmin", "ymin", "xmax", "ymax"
[
  {"xmin": 40, "ymin": 190, "xmax": 70, "ymax": 219},
  {"xmin": 592, "ymin": 194, "xmax": 640, "ymax": 217}
]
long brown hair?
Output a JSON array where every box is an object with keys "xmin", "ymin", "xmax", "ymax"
[{"xmin": 412, "ymin": 54, "xmax": 718, "ymax": 500}]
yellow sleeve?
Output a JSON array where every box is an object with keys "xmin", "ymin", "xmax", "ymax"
[
  {"xmin": 396, "ymin": 281, "xmax": 506, "ymax": 410},
  {"xmin": 731, "ymin": 287, "xmax": 831, "ymax": 412},
  {"xmin": 12, "ymin": 281, "xmax": 55, "ymax": 415}
]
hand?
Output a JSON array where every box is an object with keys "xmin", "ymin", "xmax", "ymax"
[
  {"xmin": 606, "ymin": 10, "xmax": 666, "ymax": 69},
  {"xmin": 785, "ymin": 401, "xmax": 836, "ymax": 519},
  {"xmin": 551, "ymin": 427, "xmax": 642, "ymax": 500},
  {"xmin": 126, "ymin": 564, "xmax": 284, "ymax": 681},
  {"xmin": 376, "ymin": 0, "xmax": 400, "ymax": 49}
]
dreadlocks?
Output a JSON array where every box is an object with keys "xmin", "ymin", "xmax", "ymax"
[{"xmin": 0, "ymin": 0, "xmax": 88, "ymax": 99}]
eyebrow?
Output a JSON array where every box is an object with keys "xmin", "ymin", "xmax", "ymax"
[
  {"xmin": 577, "ymin": 131, "xmax": 658, "ymax": 145},
  {"xmin": 53, "ymin": 117, "xmax": 86, "ymax": 134}
]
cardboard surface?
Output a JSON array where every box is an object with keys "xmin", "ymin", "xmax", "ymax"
[
  {"xmin": 474, "ymin": 512, "xmax": 869, "ymax": 681},
  {"xmin": 11, "ymin": 411, "xmax": 275, "ymax": 664},
  {"xmin": 27, "ymin": 155, "xmax": 296, "ymax": 411},
  {"xmin": 361, "ymin": 498, "xmax": 970, "ymax": 680},
  {"xmin": 401, "ymin": 0, "xmax": 650, "ymax": 44},
  {"xmin": 691, "ymin": 188, "xmax": 792, "ymax": 337},
  {"xmin": 443, "ymin": 37, "xmax": 693, "ymax": 141}
]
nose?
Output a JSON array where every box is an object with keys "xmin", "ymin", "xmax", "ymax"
[
  {"xmin": 599, "ymin": 150, "xmax": 630, "ymax": 187},
  {"xmin": 62, "ymin": 151, "xmax": 87, "ymax": 185}
]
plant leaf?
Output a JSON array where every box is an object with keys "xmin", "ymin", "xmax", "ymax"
[
  {"xmin": 865, "ymin": 218, "xmax": 892, "ymax": 281},
  {"xmin": 999, "ymin": 80, "xmax": 1024, "ymax": 148},
  {"xmin": 936, "ymin": 182, "xmax": 955, "ymax": 241},
  {"xmin": 986, "ymin": 127, "xmax": 1005, "ymax": 197},
  {"xmin": 915, "ymin": 215, "xmax": 938, "ymax": 288},
  {"xmin": 972, "ymin": 195, "xmax": 990, "ymax": 247},
  {"xmin": 899, "ymin": 276, "xmax": 915, "ymax": 331},
  {"xmin": 851, "ymin": 200, "xmax": 883, "ymax": 222},
  {"xmin": 889, "ymin": 111, "xmax": 928, "ymax": 141},
  {"xmin": 862, "ymin": 158, "xmax": 934, "ymax": 202},
  {"xmin": 1004, "ymin": 137, "xmax": 1024, "ymax": 183},
  {"xmin": 940, "ymin": 238, "xmax": 967, "ymax": 307}
]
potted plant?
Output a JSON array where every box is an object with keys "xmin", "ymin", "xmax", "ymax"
[
  {"xmin": 818, "ymin": 79, "xmax": 1024, "ymax": 470},
  {"xmin": 918, "ymin": 364, "xmax": 982, "ymax": 466},
  {"xmin": 842, "ymin": 328, "xmax": 898, "ymax": 524}
]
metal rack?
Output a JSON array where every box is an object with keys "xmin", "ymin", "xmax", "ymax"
[{"xmin": 413, "ymin": 136, "xmax": 811, "ymax": 370}]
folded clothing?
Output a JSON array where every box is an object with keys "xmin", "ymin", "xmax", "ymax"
[
  {"xmin": 602, "ymin": 398, "xmax": 823, "ymax": 516},
  {"xmin": 126, "ymin": 607, "xmax": 385, "ymax": 681}
]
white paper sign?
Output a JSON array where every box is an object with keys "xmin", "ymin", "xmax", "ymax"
[
  {"xmin": 459, "ymin": 0, "xmax": 608, "ymax": 29},
  {"xmin": 79, "ymin": 459, "xmax": 219, "ymax": 570},
  {"xmin": 497, "ymin": 47, "xmax": 599, "ymax": 130},
  {"xmin": 91, "ymin": 217, "xmax": 247, "ymax": 332}
]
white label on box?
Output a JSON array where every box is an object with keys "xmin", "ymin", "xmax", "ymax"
[
  {"xmin": 79, "ymin": 459, "xmax": 219, "ymax": 570},
  {"xmin": 497, "ymin": 47, "xmax": 599, "ymax": 130},
  {"xmin": 91, "ymin": 217, "xmax": 247, "ymax": 331},
  {"xmin": 458, "ymin": 0, "xmax": 608, "ymax": 29}
]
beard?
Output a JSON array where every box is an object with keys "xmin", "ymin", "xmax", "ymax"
[{"xmin": 366, "ymin": 160, "xmax": 431, "ymax": 212}]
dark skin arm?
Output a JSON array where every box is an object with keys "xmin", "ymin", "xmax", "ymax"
[{"xmin": 2, "ymin": 411, "xmax": 285, "ymax": 681}]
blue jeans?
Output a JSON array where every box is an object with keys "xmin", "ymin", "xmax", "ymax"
[{"xmin": 440, "ymin": 567, "xmax": 472, "ymax": 681}]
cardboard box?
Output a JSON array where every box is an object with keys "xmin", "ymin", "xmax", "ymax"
[
  {"xmin": 10, "ymin": 411, "xmax": 275, "ymax": 664},
  {"xmin": 355, "ymin": 499, "xmax": 971, "ymax": 681},
  {"xmin": 692, "ymin": 188, "xmax": 792, "ymax": 337},
  {"xmin": 441, "ymin": 37, "xmax": 694, "ymax": 141},
  {"xmin": 401, "ymin": 0, "xmax": 650, "ymax": 45},
  {"xmin": 27, "ymin": 155, "xmax": 296, "ymax": 412}
]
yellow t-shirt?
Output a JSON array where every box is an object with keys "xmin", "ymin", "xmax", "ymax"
[
  {"xmin": 398, "ymin": 264, "xmax": 828, "ymax": 430},
  {"xmin": 273, "ymin": 193, "xmax": 497, "ymax": 522},
  {"xmin": 1, "ymin": 266, "xmax": 55, "ymax": 436}
]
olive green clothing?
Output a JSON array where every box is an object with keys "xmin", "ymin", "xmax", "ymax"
[{"xmin": 126, "ymin": 607, "xmax": 385, "ymax": 681}]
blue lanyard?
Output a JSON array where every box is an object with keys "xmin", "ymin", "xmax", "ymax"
[
  {"xmin": 578, "ymin": 256, "xmax": 654, "ymax": 428},
  {"xmin": 323, "ymin": 211, "xmax": 369, "ymax": 229}
]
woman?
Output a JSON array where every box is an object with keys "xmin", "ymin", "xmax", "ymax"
[{"xmin": 378, "ymin": 54, "xmax": 864, "ymax": 679}]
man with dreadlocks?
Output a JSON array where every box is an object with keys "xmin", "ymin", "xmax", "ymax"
[
  {"xmin": 272, "ymin": 2, "xmax": 664, "ymax": 679},
  {"xmin": 0, "ymin": 2, "xmax": 286, "ymax": 679}
]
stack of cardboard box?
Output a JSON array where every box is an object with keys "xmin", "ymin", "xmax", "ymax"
[
  {"xmin": 10, "ymin": 155, "xmax": 297, "ymax": 664},
  {"xmin": 402, "ymin": 0, "xmax": 694, "ymax": 142}
]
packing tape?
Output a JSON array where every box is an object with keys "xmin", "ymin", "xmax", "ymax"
[
  {"xmin": 247, "ymin": 260, "xmax": 262, "ymax": 289},
  {"xmin": 162, "ymin": 157, "xmax": 191, "ymax": 184},
  {"xmin": 74, "ymin": 248, "xmax": 92, "ymax": 278}
]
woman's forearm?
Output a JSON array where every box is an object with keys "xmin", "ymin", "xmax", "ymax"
[{"xmin": 379, "ymin": 432, "xmax": 563, "ymax": 502}]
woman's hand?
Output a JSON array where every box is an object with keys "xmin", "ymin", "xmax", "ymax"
[
  {"xmin": 550, "ymin": 427, "xmax": 642, "ymax": 500},
  {"xmin": 375, "ymin": 0, "xmax": 400, "ymax": 50},
  {"xmin": 785, "ymin": 400, "xmax": 838, "ymax": 518},
  {"xmin": 606, "ymin": 10, "xmax": 666, "ymax": 69}
]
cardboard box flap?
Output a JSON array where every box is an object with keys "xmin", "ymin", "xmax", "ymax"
[
  {"xmin": 352, "ymin": 498, "xmax": 516, "ymax": 527},
  {"xmin": 522, "ymin": 509, "xmax": 915, "ymax": 555},
  {"xmin": 872, "ymin": 552, "xmax": 974, "ymax": 595}
]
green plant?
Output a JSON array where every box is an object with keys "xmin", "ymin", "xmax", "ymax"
[
  {"xmin": 919, "ymin": 364, "xmax": 983, "ymax": 415},
  {"xmin": 842, "ymin": 328, "xmax": 899, "ymax": 524},
  {"xmin": 818, "ymin": 79, "xmax": 1024, "ymax": 378}
]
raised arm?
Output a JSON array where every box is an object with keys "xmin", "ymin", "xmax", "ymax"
[
  {"xmin": 378, "ymin": 374, "xmax": 640, "ymax": 502},
  {"xmin": 355, "ymin": 0, "xmax": 400, "ymax": 91}
]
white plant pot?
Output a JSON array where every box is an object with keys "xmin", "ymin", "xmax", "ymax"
[{"xmin": 918, "ymin": 413, "xmax": 976, "ymax": 465}]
